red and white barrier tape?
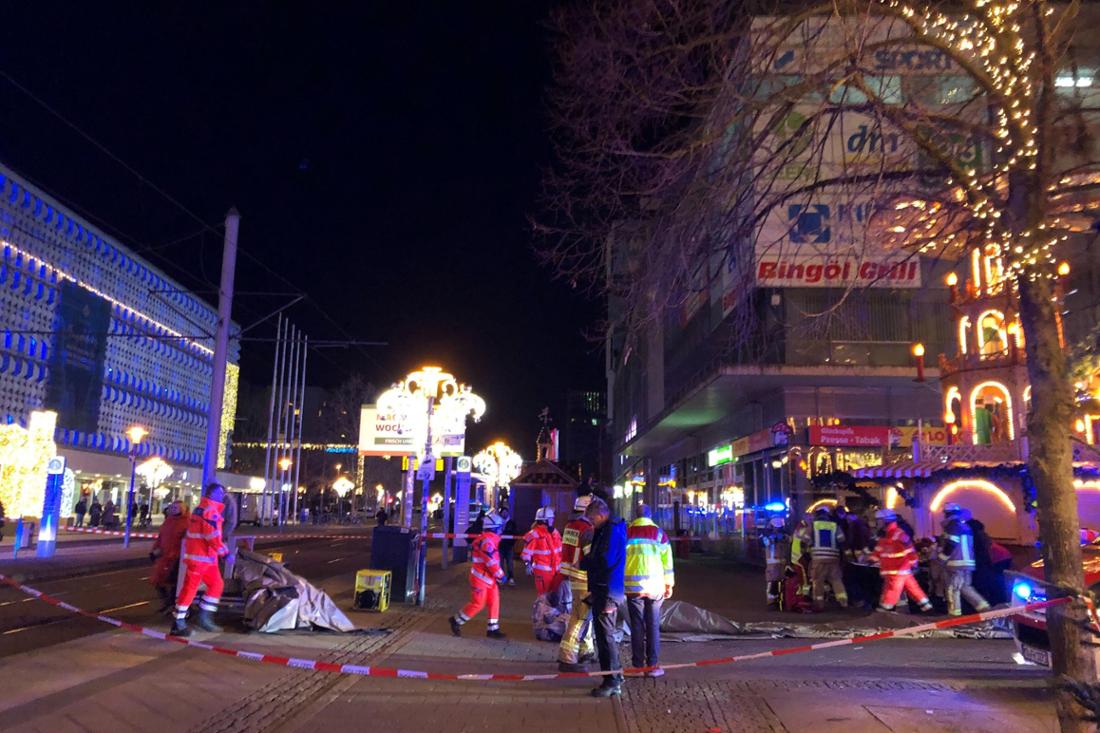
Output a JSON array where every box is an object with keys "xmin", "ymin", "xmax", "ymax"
[
  {"xmin": 0, "ymin": 571, "xmax": 1070, "ymax": 682},
  {"xmin": 61, "ymin": 527, "xmax": 372, "ymax": 542}
]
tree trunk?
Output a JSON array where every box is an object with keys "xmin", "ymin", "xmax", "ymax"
[{"xmin": 1018, "ymin": 275, "xmax": 1097, "ymax": 732}]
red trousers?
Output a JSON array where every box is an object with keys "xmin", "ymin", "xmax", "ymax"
[
  {"xmin": 176, "ymin": 561, "xmax": 224, "ymax": 609},
  {"xmin": 533, "ymin": 573, "xmax": 555, "ymax": 595},
  {"xmin": 879, "ymin": 573, "xmax": 928, "ymax": 608},
  {"xmin": 460, "ymin": 583, "xmax": 500, "ymax": 627}
]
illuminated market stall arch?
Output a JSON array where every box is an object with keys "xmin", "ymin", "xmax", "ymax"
[
  {"xmin": 969, "ymin": 381, "xmax": 1015, "ymax": 443},
  {"xmin": 929, "ymin": 479, "xmax": 1018, "ymax": 539}
]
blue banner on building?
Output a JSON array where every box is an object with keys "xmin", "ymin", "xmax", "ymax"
[{"xmin": 45, "ymin": 281, "xmax": 111, "ymax": 433}]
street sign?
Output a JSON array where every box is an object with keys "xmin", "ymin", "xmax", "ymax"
[
  {"xmin": 416, "ymin": 463, "xmax": 436, "ymax": 481},
  {"xmin": 456, "ymin": 455, "xmax": 472, "ymax": 474},
  {"xmin": 37, "ymin": 455, "xmax": 66, "ymax": 558}
]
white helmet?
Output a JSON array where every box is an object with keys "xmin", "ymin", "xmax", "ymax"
[
  {"xmin": 769, "ymin": 517, "xmax": 785, "ymax": 529},
  {"xmin": 573, "ymin": 495, "xmax": 593, "ymax": 512},
  {"xmin": 535, "ymin": 506, "xmax": 555, "ymax": 524},
  {"xmin": 875, "ymin": 508, "xmax": 897, "ymax": 522},
  {"xmin": 482, "ymin": 510, "xmax": 504, "ymax": 533}
]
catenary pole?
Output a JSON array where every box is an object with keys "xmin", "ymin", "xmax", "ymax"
[
  {"xmin": 262, "ymin": 315, "xmax": 284, "ymax": 525},
  {"xmin": 280, "ymin": 326, "xmax": 299, "ymax": 525},
  {"xmin": 202, "ymin": 208, "xmax": 240, "ymax": 489},
  {"xmin": 291, "ymin": 335, "xmax": 308, "ymax": 523}
]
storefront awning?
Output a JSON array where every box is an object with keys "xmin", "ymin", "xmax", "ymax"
[{"xmin": 852, "ymin": 461, "xmax": 948, "ymax": 479}]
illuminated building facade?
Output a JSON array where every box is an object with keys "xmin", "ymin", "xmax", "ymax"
[{"xmin": 0, "ymin": 162, "xmax": 240, "ymax": 506}]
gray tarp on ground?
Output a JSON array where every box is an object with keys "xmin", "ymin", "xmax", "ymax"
[
  {"xmin": 236, "ymin": 549, "xmax": 357, "ymax": 633},
  {"xmin": 652, "ymin": 600, "xmax": 1011, "ymax": 642}
]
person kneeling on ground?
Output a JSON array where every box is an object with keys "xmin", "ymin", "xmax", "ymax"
[
  {"xmin": 449, "ymin": 510, "xmax": 507, "ymax": 639},
  {"xmin": 870, "ymin": 509, "xmax": 932, "ymax": 614}
]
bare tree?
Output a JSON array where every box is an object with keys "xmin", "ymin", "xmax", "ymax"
[{"xmin": 542, "ymin": 1, "xmax": 1100, "ymax": 728}]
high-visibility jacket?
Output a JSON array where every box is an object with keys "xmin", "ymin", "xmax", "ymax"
[
  {"xmin": 870, "ymin": 522, "xmax": 918, "ymax": 575},
  {"xmin": 559, "ymin": 515, "xmax": 594, "ymax": 583},
  {"xmin": 761, "ymin": 529, "xmax": 790, "ymax": 572},
  {"xmin": 182, "ymin": 497, "xmax": 226, "ymax": 565},
  {"xmin": 939, "ymin": 517, "xmax": 976, "ymax": 569},
  {"xmin": 624, "ymin": 517, "xmax": 674, "ymax": 597},
  {"xmin": 521, "ymin": 524, "xmax": 562, "ymax": 576},
  {"xmin": 795, "ymin": 518, "xmax": 845, "ymax": 560},
  {"xmin": 470, "ymin": 531, "xmax": 505, "ymax": 589}
]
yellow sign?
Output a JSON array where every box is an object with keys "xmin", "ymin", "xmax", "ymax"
[{"xmin": 890, "ymin": 426, "xmax": 948, "ymax": 448}]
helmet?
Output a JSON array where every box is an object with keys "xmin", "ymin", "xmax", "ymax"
[
  {"xmin": 573, "ymin": 494, "xmax": 593, "ymax": 512},
  {"xmin": 943, "ymin": 502, "xmax": 964, "ymax": 517},
  {"xmin": 875, "ymin": 508, "xmax": 897, "ymax": 522},
  {"xmin": 813, "ymin": 505, "xmax": 831, "ymax": 516},
  {"xmin": 482, "ymin": 511, "xmax": 504, "ymax": 533},
  {"xmin": 535, "ymin": 506, "xmax": 555, "ymax": 524},
  {"xmin": 769, "ymin": 517, "xmax": 785, "ymax": 529}
]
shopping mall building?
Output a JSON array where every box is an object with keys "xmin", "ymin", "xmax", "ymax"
[{"xmin": 0, "ymin": 162, "xmax": 255, "ymax": 519}]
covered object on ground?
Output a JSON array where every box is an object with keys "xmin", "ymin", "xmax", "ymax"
[{"xmin": 236, "ymin": 549, "xmax": 357, "ymax": 633}]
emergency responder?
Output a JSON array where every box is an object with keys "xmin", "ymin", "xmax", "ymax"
[
  {"xmin": 939, "ymin": 503, "xmax": 990, "ymax": 616},
  {"xmin": 581, "ymin": 497, "xmax": 627, "ymax": 698},
  {"xmin": 625, "ymin": 505, "xmax": 674, "ymax": 677},
  {"xmin": 449, "ymin": 510, "xmax": 507, "ymax": 638},
  {"xmin": 871, "ymin": 508, "xmax": 933, "ymax": 613},
  {"xmin": 150, "ymin": 501, "xmax": 189, "ymax": 612},
  {"xmin": 761, "ymin": 516, "xmax": 790, "ymax": 607},
  {"xmin": 556, "ymin": 494, "xmax": 596, "ymax": 672},
  {"xmin": 170, "ymin": 483, "xmax": 229, "ymax": 637},
  {"xmin": 795, "ymin": 506, "xmax": 848, "ymax": 610},
  {"xmin": 522, "ymin": 506, "xmax": 562, "ymax": 595}
]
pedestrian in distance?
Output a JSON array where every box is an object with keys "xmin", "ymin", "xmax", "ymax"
[
  {"xmin": 500, "ymin": 507, "xmax": 517, "ymax": 586},
  {"xmin": 795, "ymin": 506, "xmax": 849, "ymax": 611},
  {"xmin": 150, "ymin": 501, "xmax": 189, "ymax": 612},
  {"xmin": 556, "ymin": 494, "xmax": 597, "ymax": 672},
  {"xmin": 761, "ymin": 516, "xmax": 790, "ymax": 607},
  {"xmin": 74, "ymin": 496, "xmax": 87, "ymax": 528},
  {"xmin": 870, "ymin": 509, "xmax": 933, "ymax": 613},
  {"xmin": 938, "ymin": 503, "xmax": 990, "ymax": 616},
  {"xmin": 449, "ymin": 510, "xmax": 508, "ymax": 639},
  {"xmin": 375, "ymin": 507, "xmax": 388, "ymax": 526},
  {"xmin": 522, "ymin": 506, "xmax": 562, "ymax": 596},
  {"xmin": 624, "ymin": 505, "xmax": 674, "ymax": 678},
  {"xmin": 89, "ymin": 498, "xmax": 103, "ymax": 528},
  {"xmin": 139, "ymin": 502, "xmax": 151, "ymax": 528},
  {"xmin": 580, "ymin": 497, "xmax": 627, "ymax": 698},
  {"xmin": 170, "ymin": 483, "xmax": 229, "ymax": 637}
]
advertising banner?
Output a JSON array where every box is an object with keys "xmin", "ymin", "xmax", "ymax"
[
  {"xmin": 358, "ymin": 405, "xmax": 467, "ymax": 458},
  {"xmin": 756, "ymin": 256, "xmax": 920, "ymax": 288},
  {"xmin": 889, "ymin": 425, "xmax": 949, "ymax": 448},
  {"xmin": 809, "ymin": 425, "xmax": 891, "ymax": 447},
  {"xmin": 45, "ymin": 282, "xmax": 111, "ymax": 433}
]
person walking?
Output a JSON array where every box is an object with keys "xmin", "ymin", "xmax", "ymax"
[
  {"xmin": 761, "ymin": 516, "xmax": 790, "ymax": 606},
  {"xmin": 150, "ymin": 501, "xmax": 189, "ymax": 612},
  {"xmin": 624, "ymin": 505, "xmax": 674, "ymax": 678},
  {"xmin": 522, "ymin": 507, "xmax": 561, "ymax": 596},
  {"xmin": 556, "ymin": 494, "xmax": 596, "ymax": 672},
  {"xmin": 870, "ymin": 509, "xmax": 933, "ymax": 613},
  {"xmin": 170, "ymin": 483, "xmax": 229, "ymax": 637},
  {"xmin": 74, "ymin": 496, "xmax": 87, "ymax": 528},
  {"xmin": 939, "ymin": 504, "xmax": 990, "ymax": 616},
  {"xmin": 449, "ymin": 510, "xmax": 507, "ymax": 638},
  {"xmin": 500, "ymin": 508, "xmax": 518, "ymax": 586},
  {"xmin": 795, "ymin": 506, "xmax": 849, "ymax": 610},
  {"xmin": 89, "ymin": 498, "xmax": 103, "ymax": 528},
  {"xmin": 580, "ymin": 497, "xmax": 627, "ymax": 698}
]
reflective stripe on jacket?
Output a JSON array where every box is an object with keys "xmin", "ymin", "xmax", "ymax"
[
  {"xmin": 182, "ymin": 497, "xmax": 225, "ymax": 564},
  {"xmin": 939, "ymin": 517, "xmax": 976, "ymax": 568},
  {"xmin": 624, "ymin": 517, "xmax": 674, "ymax": 597},
  {"xmin": 470, "ymin": 532, "xmax": 504, "ymax": 588},
  {"xmin": 871, "ymin": 522, "xmax": 918, "ymax": 575},
  {"xmin": 559, "ymin": 516, "xmax": 593, "ymax": 582},
  {"xmin": 761, "ymin": 530, "xmax": 790, "ymax": 566},
  {"xmin": 795, "ymin": 519, "xmax": 845, "ymax": 559},
  {"xmin": 521, "ymin": 524, "xmax": 561, "ymax": 575}
]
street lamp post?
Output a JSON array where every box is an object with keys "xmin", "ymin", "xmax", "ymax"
[
  {"xmin": 473, "ymin": 441, "xmax": 523, "ymax": 510},
  {"xmin": 123, "ymin": 425, "xmax": 147, "ymax": 548},
  {"xmin": 278, "ymin": 457, "xmax": 292, "ymax": 525}
]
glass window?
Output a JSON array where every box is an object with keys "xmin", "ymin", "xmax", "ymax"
[{"xmin": 829, "ymin": 75, "xmax": 903, "ymax": 105}]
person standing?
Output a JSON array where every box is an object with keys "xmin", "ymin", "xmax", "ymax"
[
  {"xmin": 580, "ymin": 497, "xmax": 627, "ymax": 698},
  {"xmin": 760, "ymin": 517, "xmax": 790, "ymax": 606},
  {"xmin": 499, "ymin": 508, "xmax": 517, "ymax": 586},
  {"xmin": 795, "ymin": 506, "xmax": 848, "ymax": 611},
  {"xmin": 556, "ymin": 494, "xmax": 596, "ymax": 671},
  {"xmin": 102, "ymin": 499, "xmax": 117, "ymax": 529},
  {"xmin": 375, "ymin": 507, "xmax": 388, "ymax": 526},
  {"xmin": 74, "ymin": 496, "xmax": 87, "ymax": 528},
  {"xmin": 939, "ymin": 504, "xmax": 990, "ymax": 616},
  {"xmin": 449, "ymin": 511, "xmax": 507, "ymax": 638},
  {"xmin": 522, "ymin": 507, "xmax": 561, "ymax": 596},
  {"xmin": 170, "ymin": 483, "xmax": 229, "ymax": 637},
  {"xmin": 870, "ymin": 509, "xmax": 933, "ymax": 613},
  {"xmin": 624, "ymin": 505, "xmax": 674, "ymax": 677},
  {"xmin": 89, "ymin": 498, "xmax": 103, "ymax": 528},
  {"xmin": 150, "ymin": 501, "xmax": 189, "ymax": 612}
]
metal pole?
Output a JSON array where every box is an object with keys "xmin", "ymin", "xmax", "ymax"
[
  {"xmin": 403, "ymin": 463, "xmax": 415, "ymax": 527},
  {"xmin": 417, "ymin": 397, "xmax": 435, "ymax": 606},
  {"xmin": 123, "ymin": 450, "xmax": 137, "ymax": 548},
  {"xmin": 441, "ymin": 455, "xmax": 453, "ymax": 569},
  {"xmin": 272, "ymin": 323, "xmax": 292, "ymax": 526},
  {"xmin": 262, "ymin": 315, "xmax": 284, "ymax": 525},
  {"xmin": 291, "ymin": 335, "xmax": 308, "ymax": 523},
  {"xmin": 202, "ymin": 208, "xmax": 240, "ymax": 488},
  {"xmin": 281, "ymin": 327, "xmax": 299, "ymax": 525}
]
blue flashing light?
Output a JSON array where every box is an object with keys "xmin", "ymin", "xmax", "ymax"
[
  {"xmin": 763, "ymin": 502, "xmax": 786, "ymax": 513},
  {"xmin": 1012, "ymin": 581, "xmax": 1033, "ymax": 601}
]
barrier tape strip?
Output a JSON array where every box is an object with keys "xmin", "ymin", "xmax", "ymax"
[
  {"xmin": 64, "ymin": 527, "xmax": 721, "ymax": 543},
  {"xmin": 0, "ymin": 571, "xmax": 1070, "ymax": 682}
]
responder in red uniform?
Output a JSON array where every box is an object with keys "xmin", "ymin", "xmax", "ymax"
[
  {"xmin": 870, "ymin": 509, "xmax": 933, "ymax": 613},
  {"xmin": 170, "ymin": 483, "xmax": 229, "ymax": 637},
  {"xmin": 556, "ymin": 495, "xmax": 596, "ymax": 672},
  {"xmin": 522, "ymin": 506, "xmax": 562, "ymax": 595},
  {"xmin": 449, "ymin": 510, "xmax": 507, "ymax": 638},
  {"xmin": 150, "ymin": 501, "xmax": 189, "ymax": 612}
]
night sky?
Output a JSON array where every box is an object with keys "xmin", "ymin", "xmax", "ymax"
[{"xmin": 0, "ymin": 3, "xmax": 602, "ymax": 453}]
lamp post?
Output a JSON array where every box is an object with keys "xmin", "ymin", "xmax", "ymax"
[
  {"xmin": 135, "ymin": 456, "xmax": 173, "ymax": 520},
  {"xmin": 278, "ymin": 457, "xmax": 292, "ymax": 525},
  {"xmin": 473, "ymin": 441, "xmax": 523, "ymax": 509},
  {"xmin": 123, "ymin": 425, "xmax": 147, "ymax": 548},
  {"xmin": 912, "ymin": 342, "xmax": 926, "ymax": 383}
]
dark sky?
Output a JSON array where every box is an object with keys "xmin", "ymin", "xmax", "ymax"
[{"xmin": 0, "ymin": 3, "xmax": 603, "ymax": 453}]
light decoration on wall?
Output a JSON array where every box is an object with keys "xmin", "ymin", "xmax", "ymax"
[
  {"xmin": 217, "ymin": 363, "xmax": 240, "ymax": 469},
  {"xmin": 473, "ymin": 441, "xmax": 524, "ymax": 491},
  {"xmin": 805, "ymin": 498, "xmax": 838, "ymax": 514},
  {"xmin": 0, "ymin": 410, "xmax": 58, "ymax": 517},
  {"xmin": 930, "ymin": 479, "xmax": 1017, "ymax": 514},
  {"xmin": 970, "ymin": 380, "xmax": 1016, "ymax": 441}
]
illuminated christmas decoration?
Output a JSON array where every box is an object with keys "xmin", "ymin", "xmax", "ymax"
[
  {"xmin": 0, "ymin": 410, "xmax": 58, "ymax": 517},
  {"xmin": 332, "ymin": 476, "xmax": 355, "ymax": 498},
  {"xmin": 218, "ymin": 363, "xmax": 240, "ymax": 469},
  {"xmin": 136, "ymin": 456, "xmax": 173, "ymax": 487},
  {"xmin": 377, "ymin": 366, "xmax": 486, "ymax": 460},
  {"xmin": 929, "ymin": 479, "xmax": 1017, "ymax": 514},
  {"xmin": 473, "ymin": 441, "xmax": 524, "ymax": 491}
]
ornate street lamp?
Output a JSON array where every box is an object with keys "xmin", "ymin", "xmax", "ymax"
[
  {"xmin": 123, "ymin": 425, "xmax": 147, "ymax": 547},
  {"xmin": 473, "ymin": 441, "xmax": 523, "ymax": 506},
  {"xmin": 135, "ymin": 456, "xmax": 173, "ymax": 519}
]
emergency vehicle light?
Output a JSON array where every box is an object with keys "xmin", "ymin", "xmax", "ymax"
[{"xmin": 1012, "ymin": 581, "xmax": 1033, "ymax": 601}]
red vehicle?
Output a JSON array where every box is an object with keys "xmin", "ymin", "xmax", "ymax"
[{"xmin": 1009, "ymin": 542, "xmax": 1100, "ymax": 667}]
